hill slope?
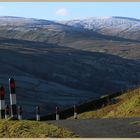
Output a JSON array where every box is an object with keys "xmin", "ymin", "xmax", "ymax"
[
  {"xmin": 77, "ymin": 87, "xmax": 140, "ymax": 119},
  {"xmin": 0, "ymin": 16, "xmax": 140, "ymax": 119},
  {"xmin": 1, "ymin": 38, "xmax": 140, "ymax": 118},
  {"xmin": 0, "ymin": 16, "xmax": 140, "ymax": 60}
]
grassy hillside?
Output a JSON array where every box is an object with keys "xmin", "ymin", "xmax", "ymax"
[
  {"xmin": 1, "ymin": 38, "xmax": 140, "ymax": 119},
  {"xmin": 0, "ymin": 120, "xmax": 77, "ymax": 138},
  {"xmin": 76, "ymin": 87, "xmax": 140, "ymax": 119}
]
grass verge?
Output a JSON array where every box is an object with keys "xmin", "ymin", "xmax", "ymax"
[
  {"xmin": 0, "ymin": 119, "xmax": 77, "ymax": 138},
  {"xmin": 73, "ymin": 87, "xmax": 140, "ymax": 119}
]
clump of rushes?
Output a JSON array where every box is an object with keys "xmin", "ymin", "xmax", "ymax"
[{"xmin": 0, "ymin": 120, "xmax": 77, "ymax": 138}]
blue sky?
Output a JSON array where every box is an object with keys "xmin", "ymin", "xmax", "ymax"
[{"xmin": 0, "ymin": 2, "xmax": 140, "ymax": 20}]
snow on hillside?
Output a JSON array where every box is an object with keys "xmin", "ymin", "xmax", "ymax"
[
  {"xmin": 0, "ymin": 16, "xmax": 140, "ymax": 41},
  {"xmin": 59, "ymin": 16, "xmax": 140, "ymax": 40},
  {"xmin": 60, "ymin": 16, "xmax": 140, "ymax": 30}
]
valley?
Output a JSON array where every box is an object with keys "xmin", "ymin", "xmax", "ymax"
[{"xmin": 0, "ymin": 16, "xmax": 139, "ymax": 118}]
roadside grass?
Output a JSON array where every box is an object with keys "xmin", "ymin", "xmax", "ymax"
[
  {"xmin": 73, "ymin": 87, "xmax": 140, "ymax": 119},
  {"xmin": 130, "ymin": 120, "xmax": 140, "ymax": 134},
  {"xmin": 0, "ymin": 120, "xmax": 77, "ymax": 138},
  {"xmin": 130, "ymin": 121, "xmax": 140, "ymax": 125}
]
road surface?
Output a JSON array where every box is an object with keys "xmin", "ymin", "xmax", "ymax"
[{"xmin": 48, "ymin": 118, "xmax": 140, "ymax": 138}]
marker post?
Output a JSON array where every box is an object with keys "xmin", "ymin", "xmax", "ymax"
[
  {"xmin": 18, "ymin": 106, "xmax": 22, "ymax": 120},
  {"xmin": 74, "ymin": 105, "xmax": 78, "ymax": 119},
  {"xmin": 9, "ymin": 78, "xmax": 17, "ymax": 118},
  {"xmin": 56, "ymin": 106, "xmax": 60, "ymax": 120},
  {"xmin": 0, "ymin": 86, "xmax": 5, "ymax": 119},
  {"xmin": 36, "ymin": 106, "xmax": 40, "ymax": 121},
  {"xmin": 5, "ymin": 105, "xmax": 10, "ymax": 119}
]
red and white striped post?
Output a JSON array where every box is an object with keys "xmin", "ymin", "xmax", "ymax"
[
  {"xmin": 5, "ymin": 105, "xmax": 10, "ymax": 119},
  {"xmin": 9, "ymin": 78, "xmax": 17, "ymax": 118},
  {"xmin": 74, "ymin": 105, "xmax": 78, "ymax": 119},
  {"xmin": 36, "ymin": 105, "xmax": 40, "ymax": 121},
  {"xmin": 0, "ymin": 86, "xmax": 5, "ymax": 119},
  {"xmin": 18, "ymin": 106, "xmax": 22, "ymax": 120},
  {"xmin": 56, "ymin": 106, "xmax": 60, "ymax": 120}
]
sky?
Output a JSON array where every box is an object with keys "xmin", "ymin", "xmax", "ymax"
[{"xmin": 0, "ymin": 2, "xmax": 139, "ymax": 20}]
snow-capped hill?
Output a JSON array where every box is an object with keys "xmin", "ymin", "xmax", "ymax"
[
  {"xmin": 0, "ymin": 16, "xmax": 139, "ymax": 45},
  {"xmin": 60, "ymin": 16, "xmax": 140, "ymax": 28},
  {"xmin": 60, "ymin": 16, "xmax": 140, "ymax": 41}
]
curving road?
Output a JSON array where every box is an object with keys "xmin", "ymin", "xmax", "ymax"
[{"xmin": 48, "ymin": 118, "xmax": 140, "ymax": 138}]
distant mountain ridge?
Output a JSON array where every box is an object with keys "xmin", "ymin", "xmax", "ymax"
[{"xmin": 0, "ymin": 16, "xmax": 139, "ymax": 43}]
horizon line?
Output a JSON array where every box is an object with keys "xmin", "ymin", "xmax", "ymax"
[{"xmin": 0, "ymin": 15, "xmax": 140, "ymax": 21}]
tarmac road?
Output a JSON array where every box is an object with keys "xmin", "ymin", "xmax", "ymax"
[{"xmin": 48, "ymin": 118, "xmax": 140, "ymax": 138}]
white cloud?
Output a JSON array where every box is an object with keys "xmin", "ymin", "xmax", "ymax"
[{"xmin": 55, "ymin": 8, "xmax": 68, "ymax": 16}]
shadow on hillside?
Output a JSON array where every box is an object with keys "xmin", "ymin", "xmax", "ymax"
[{"xmin": 0, "ymin": 38, "xmax": 140, "ymax": 119}]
